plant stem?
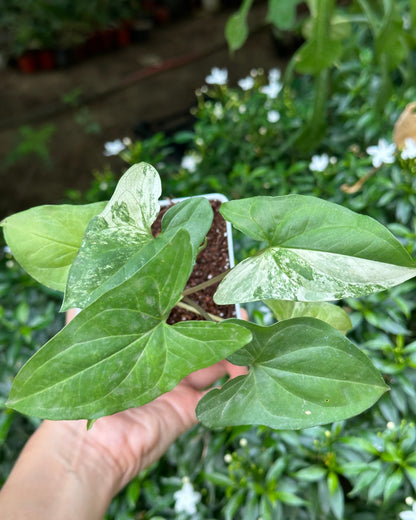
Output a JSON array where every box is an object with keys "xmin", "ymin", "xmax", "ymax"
[
  {"xmin": 182, "ymin": 271, "xmax": 228, "ymax": 297},
  {"xmin": 175, "ymin": 300, "xmax": 223, "ymax": 323}
]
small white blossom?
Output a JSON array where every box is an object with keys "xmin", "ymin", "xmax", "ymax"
[
  {"xmin": 400, "ymin": 502, "xmax": 416, "ymax": 520},
  {"xmin": 366, "ymin": 138, "xmax": 396, "ymax": 168},
  {"xmin": 259, "ymin": 126, "xmax": 267, "ymax": 135},
  {"xmin": 103, "ymin": 139, "xmax": 125, "ymax": 156},
  {"xmin": 239, "ymin": 438, "xmax": 248, "ymax": 447},
  {"xmin": 239, "ymin": 104, "xmax": 247, "ymax": 114},
  {"xmin": 181, "ymin": 154, "xmax": 201, "ymax": 173},
  {"xmin": 260, "ymin": 81, "xmax": 282, "ymax": 99},
  {"xmin": 406, "ymin": 497, "xmax": 415, "ymax": 506},
  {"xmin": 238, "ymin": 76, "xmax": 254, "ymax": 90},
  {"xmin": 99, "ymin": 182, "xmax": 108, "ymax": 191},
  {"xmin": 213, "ymin": 102, "xmax": 224, "ymax": 119},
  {"xmin": 386, "ymin": 421, "xmax": 395, "ymax": 430},
  {"xmin": 205, "ymin": 67, "xmax": 228, "ymax": 85},
  {"xmin": 224, "ymin": 453, "xmax": 232, "ymax": 463},
  {"xmin": 122, "ymin": 136, "xmax": 132, "ymax": 146},
  {"xmin": 401, "ymin": 137, "xmax": 416, "ymax": 160},
  {"xmin": 268, "ymin": 68, "xmax": 281, "ymax": 83},
  {"xmin": 403, "ymin": 14, "xmax": 411, "ymax": 30},
  {"xmin": 267, "ymin": 110, "xmax": 280, "ymax": 123},
  {"xmin": 6, "ymin": 260, "xmax": 14, "ymax": 268},
  {"xmin": 174, "ymin": 480, "xmax": 201, "ymax": 515},
  {"xmin": 309, "ymin": 154, "xmax": 330, "ymax": 172},
  {"xmin": 3, "ymin": 246, "xmax": 12, "ymax": 255}
]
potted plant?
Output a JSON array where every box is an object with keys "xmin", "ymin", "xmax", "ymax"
[{"xmin": 2, "ymin": 162, "xmax": 416, "ymax": 430}]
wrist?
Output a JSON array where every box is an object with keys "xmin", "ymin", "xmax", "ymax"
[{"xmin": 0, "ymin": 420, "xmax": 119, "ymax": 520}]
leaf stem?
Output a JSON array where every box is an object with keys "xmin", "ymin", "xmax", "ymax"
[
  {"xmin": 176, "ymin": 300, "xmax": 223, "ymax": 322},
  {"xmin": 182, "ymin": 271, "xmax": 228, "ymax": 297}
]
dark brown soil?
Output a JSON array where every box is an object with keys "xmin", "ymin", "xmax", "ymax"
[{"xmin": 151, "ymin": 199, "xmax": 236, "ymax": 323}]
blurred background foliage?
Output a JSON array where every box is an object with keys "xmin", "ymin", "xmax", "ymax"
[{"xmin": 2, "ymin": 0, "xmax": 416, "ymax": 518}]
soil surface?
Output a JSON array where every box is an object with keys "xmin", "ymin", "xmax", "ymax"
[
  {"xmin": 0, "ymin": 3, "xmax": 286, "ymax": 218},
  {"xmin": 152, "ymin": 199, "xmax": 236, "ymax": 323}
]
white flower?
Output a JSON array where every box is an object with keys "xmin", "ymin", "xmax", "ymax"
[
  {"xmin": 401, "ymin": 137, "xmax": 416, "ymax": 159},
  {"xmin": 400, "ymin": 502, "xmax": 416, "ymax": 520},
  {"xmin": 260, "ymin": 81, "xmax": 282, "ymax": 99},
  {"xmin": 267, "ymin": 110, "xmax": 280, "ymax": 123},
  {"xmin": 268, "ymin": 68, "xmax": 281, "ymax": 83},
  {"xmin": 174, "ymin": 480, "xmax": 201, "ymax": 515},
  {"xmin": 366, "ymin": 138, "xmax": 396, "ymax": 167},
  {"xmin": 181, "ymin": 154, "xmax": 201, "ymax": 173},
  {"xmin": 205, "ymin": 67, "xmax": 228, "ymax": 85},
  {"xmin": 239, "ymin": 104, "xmax": 247, "ymax": 114},
  {"xmin": 3, "ymin": 246, "xmax": 12, "ymax": 255},
  {"xmin": 309, "ymin": 154, "xmax": 330, "ymax": 172},
  {"xmin": 238, "ymin": 76, "xmax": 254, "ymax": 90},
  {"xmin": 122, "ymin": 136, "xmax": 132, "ymax": 146},
  {"xmin": 386, "ymin": 421, "xmax": 395, "ymax": 430},
  {"xmin": 224, "ymin": 453, "xmax": 232, "ymax": 463},
  {"xmin": 213, "ymin": 102, "xmax": 224, "ymax": 119},
  {"xmin": 103, "ymin": 139, "xmax": 125, "ymax": 156},
  {"xmin": 239, "ymin": 438, "xmax": 248, "ymax": 447},
  {"xmin": 99, "ymin": 182, "xmax": 108, "ymax": 191}
]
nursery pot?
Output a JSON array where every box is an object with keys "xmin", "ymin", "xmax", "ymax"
[
  {"xmin": 156, "ymin": 194, "xmax": 241, "ymax": 323},
  {"xmin": 17, "ymin": 51, "xmax": 39, "ymax": 74}
]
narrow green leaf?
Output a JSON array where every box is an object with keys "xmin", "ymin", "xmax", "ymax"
[
  {"xmin": 7, "ymin": 229, "xmax": 252, "ymax": 420},
  {"xmin": 294, "ymin": 0, "xmax": 343, "ymax": 75},
  {"xmin": 383, "ymin": 469, "xmax": 404, "ymax": 502},
  {"xmin": 225, "ymin": 11, "xmax": 249, "ymax": 52},
  {"xmin": 294, "ymin": 465, "xmax": 327, "ymax": 482},
  {"xmin": 216, "ymin": 196, "xmax": 416, "ymax": 304},
  {"xmin": 1, "ymin": 201, "xmax": 106, "ymax": 292},
  {"xmin": 264, "ymin": 300, "xmax": 352, "ymax": 334},
  {"xmin": 266, "ymin": 0, "xmax": 303, "ymax": 30},
  {"xmin": 225, "ymin": 0, "xmax": 253, "ymax": 52},
  {"xmin": 196, "ymin": 318, "xmax": 388, "ymax": 430},
  {"xmin": 62, "ymin": 163, "xmax": 161, "ymax": 310}
]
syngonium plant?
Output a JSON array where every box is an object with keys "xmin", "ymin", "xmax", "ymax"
[{"xmin": 2, "ymin": 162, "xmax": 416, "ymax": 430}]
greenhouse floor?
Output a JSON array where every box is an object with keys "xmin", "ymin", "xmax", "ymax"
[{"xmin": 0, "ymin": 3, "xmax": 286, "ymax": 217}]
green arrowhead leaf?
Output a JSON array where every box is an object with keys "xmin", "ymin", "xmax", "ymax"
[
  {"xmin": 161, "ymin": 197, "xmax": 213, "ymax": 259},
  {"xmin": 196, "ymin": 318, "xmax": 388, "ymax": 430},
  {"xmin": 264, "ymin": 300, "xmax": 352, "ymax": 335},
  {"xmin": 1, "ymin": 201, "xmax": 106, "ymax": 292},
  {"xmin": 62, "ymin": 162, "xmax": 161, "ymax": 310},
  {"xmin": 7, "ymin": 229, "xmax": 252, "ymax": 420},
  {"xmin": 67, "ymin": 197, "xmax": 214, "ymax": 309},
  {"xmin": 215, "ymin": 196, "xmax": 416, "ymax": 304}
]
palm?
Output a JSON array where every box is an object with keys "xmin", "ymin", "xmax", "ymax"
[{"xmin": 62, "ymin": 361, "xmax": 245, "ymax": 492}]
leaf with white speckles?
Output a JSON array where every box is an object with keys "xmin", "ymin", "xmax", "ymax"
[
  {"xmin": 62, "ymin": 163, "xmax": 162, "ymax": 310},
  {"xmin": 196, "ymin": 318, "xmax": 388, "ymax": 430},
  {"xmin": 264, "ymin": 300, "xmax": 352, "ymax": 335},
  {"xmin": 215, "ymin": 196, "xmax": 416, "ymax": 304},
  {"xmin": 7, "ymin": 229, "xmax": 252, "ymax": 420}
]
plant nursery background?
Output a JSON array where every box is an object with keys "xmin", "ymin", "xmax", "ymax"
[{"xmin": 2, "ymin": 1, "xmax": 416, "ymax": 519}]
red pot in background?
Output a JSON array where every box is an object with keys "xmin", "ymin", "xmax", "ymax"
[
  {"xmin": 117, "ymin": 26, "xmax": 131, "ymax": 47},
  {"xmin": 99, "ymin": 28, "xmax": 117, "ymax": 52},
  {"xmin": 38, "ymin": 49, "xmax": 56, "ymax": 70},
  {"xmin": 17, "ymin": 51, "xmax": 39, "ymax": 73}
]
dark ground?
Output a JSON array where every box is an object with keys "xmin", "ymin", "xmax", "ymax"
[{"xmin": 0, "ymin": 3, "xmax": 286, "ymax": 218}]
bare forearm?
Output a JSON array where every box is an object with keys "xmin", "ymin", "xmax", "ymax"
[{"xmin": 0, "ymin": 421, "xmax": 117, "ymax": 520}]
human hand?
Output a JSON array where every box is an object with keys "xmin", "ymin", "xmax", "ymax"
[{"xmin": 50, "ymin": 359, "xmax": 246, "ymax": 495}]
